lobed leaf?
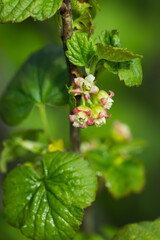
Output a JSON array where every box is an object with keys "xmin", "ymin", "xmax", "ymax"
[
  {"xmin": 113, "ymin": 219, "xmax": 160, "ymax": 240},
  {"xmin": 0, "ymin": 45, "xmax": 69, "ymax": 126},
  {"xmin": 96, "ymin": 30, "xmax": 121, "ymax": 48},
  {"xmin": 3, "ymin": 151, "xmax": 97, "ymax": 240},
  {"xmin": 104, "ymin": 59, "xmax": 143, "ymax": 86},
  {"xmin": 106, "ymin": 157, "xmax": 145, "ymax": 199},
  {"xmin": 85, "ymin": 150, "xmax": 145, "ymax": 199},
  {"xmin": 0, "ymin": 0, "xmax": 63, "ymax": 23},
  {"xmin": 96, "ymin": 44, "xmax": 142, "ymax": 62},
  {"xmin": 66, "ymin": 32, "xmax": 96, "ymax": 67}
]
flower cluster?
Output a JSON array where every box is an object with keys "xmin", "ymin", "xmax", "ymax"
[{"xmin": 69, "ymin": 74, "xmax": 114, "ymax": 128}]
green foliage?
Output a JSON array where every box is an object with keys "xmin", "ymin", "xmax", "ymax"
[
  {"xmin": 85, "ymin": 150, "xmax": 145, "ymax": 198},
  {"xmin": 88, "ymin": 0, "xmax": 100, "ymax": 19},
  {"xmin": 104, "ymin": 59, "xmax": 143, "ymax": 86},
  {"xmin": 0, "ymin": 45, "xmax": 68, "ymax": 126},
  {"xmin": 96, "ymin": 30, "xmax": 122, "ymax": 47},
  {"xmin": 0, "ymin": 1, "xmax": 147, "ymax": 239},
  {"xmin": 71, "ymin": 0, "xmax": 100, "ymax": 33},
  {"xmin": 0, "ymin": 139, "xmax": 26, "ymax": 173},
  {"xmin": 96, "ymin": 30, "xmax": 143, "ymax": 86},
  {"xmin": 0, "ymin": 129, "xmax": 45, "ymax": 173},
  {"xmin": 3, "ymin": 151, "xmax": 97, "ymax": 240},
  {"xmin": 66, "ymin": 32, "xmax": 96, "ymax": 67},
  {"xmin": 65, "ymin": 29, "xmax": 142, "ymax": 87},
  {"xmin": 113, "ymin": 219, "xmax": 160, "ymax": 240},
  {"xmin": 106, "ymin": 157, "xmax": 145, "ymax": 198},
  {"xmin": 0, "ymin": 0, "xmax": 63, "ymax": 22},
  {"xmin": 96, "ymin": 44, "xmax": 142, "ymax": 62}
]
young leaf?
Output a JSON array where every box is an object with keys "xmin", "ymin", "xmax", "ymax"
[
  {"xmin": 66, "ymin": 32, "xmax": 96, "ymax": 67},
  {"xmin": 96, "ymin": 30, "xmax": 121, "ymax": 47},
  {"xmin": 88, "ymin": 0, "xmax": 100, "ymax": 19},
  {"xmin": 0, "ymin": 45, "xmax": 69, "ymax": 126},
  {"xmin": 113, "ymin": 219, "xmax": 160, "ymax": 240},
  {"xmin": 85, "ymin": 151, "xmax": 145, "ymax": 199},
  {"xmin": 73, "ymin": 11, "xmax": 92, "ymax": 33},
  {"xmin": 94, "ymin": 30, "xmax": 143, "ymax": 86},
  {"xmin": 96, "ymin": 44, "xmax": 142, "ymax": 62},
  {"xmin": 0, "ymin": 0, "xmax": 63, "ymax": 23},
  {"xmin": 104, "ymin": 59, "xmax": 143, "ymax": 86},
  {"xmin": 3, "ymin": 151, "xmax": 97, "ymax": 240}
]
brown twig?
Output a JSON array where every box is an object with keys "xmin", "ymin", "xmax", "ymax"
[{"xmin": 60, "ymin": 0, "xmax": 82, "ymax": 153}]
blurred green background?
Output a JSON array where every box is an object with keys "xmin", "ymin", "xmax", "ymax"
[{"xmin": 0, "ymin": 0, "xmax": 160, "ymax": 239}]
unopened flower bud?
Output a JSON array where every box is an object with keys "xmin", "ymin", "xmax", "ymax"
[{"xmin": 111, "ymin": 121, "xmax": 132, "ymax": 142}]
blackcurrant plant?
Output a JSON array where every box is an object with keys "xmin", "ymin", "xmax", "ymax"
[{"xmin": 0, "ymin": 0, "xmax": 160, "ymax": 239}]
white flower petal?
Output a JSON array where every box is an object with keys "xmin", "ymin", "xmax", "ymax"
[{"xmin": 85, "ymin": 74, "xmax": 95, "ymax": 83}]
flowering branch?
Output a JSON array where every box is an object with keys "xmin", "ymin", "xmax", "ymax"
[{"xmin": 60, "ymin": 0, "xmax": 82, "ymax": 153}]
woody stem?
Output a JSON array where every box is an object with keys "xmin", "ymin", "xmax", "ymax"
[{"xmin": 60, "ymin": 0, "xmax": 81, "ymax": 153}]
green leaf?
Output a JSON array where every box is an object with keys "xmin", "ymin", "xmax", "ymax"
[
  {"xmin": 0, "ymin": 129, "xmax": 46, "ymax": 173},
  {"xmin": 70, "ymin": 0, "xmax": 91, "ymax": 12},
  {"xmin": 3, "ymin": 151, "xmax": 97, "ymax": 240},
  {"xmin": 95, "ymin": 31, "xmax": 143, "ymax": 86},
  {"xmin": 66, "ymin": 32, "xmax": 96, "ymax": 67},
  {"xmin": 85, "ymin": 151, "xmax": 145, "ymax": 199},
  {"xmin": 96, "ymin": 43, "xmax": 142, "ymax": 62},
  {"xmin": 106, "ymin": 157, "xmax": 145, "ymax": 198},
  {"xmin": 109, "ymin": 139, "xmax": 146, "ymax": 157},
  {"xmin": 0, "ymin": 0, "xmax": 63, "ymax": 23},
  {"xmin": 88, "ymin": 0, "xmax": 100, "ymax": 19},
  {"xmin": 0, "ymin": 140, "xmax": 26, "ymax": 173},
  {"xmin": 0, "ymin": 45, "xmax": 69, "ymax": 126},
  {"xmin": 85, "ymin": 150, "xmax": 113, "ymax": 176},
  {"xmin": 113, "ymin": 219, "xmax": 160, "ymax": 240},
  {"xmin": 73, "ymin": 11, "xmax": 92, "ymax": 33},
  {"xmin": 75, "ymin": 232, "xmax": 104, "ymax": 240},
  {"xmin": 104, "ymin": 58, "xmax": 143, "ymax": 86},
  {"xmin": 96, "ymin": 30, "xmax": 121, "ymax": 48}
]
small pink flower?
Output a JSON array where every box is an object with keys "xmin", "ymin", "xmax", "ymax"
[
  {"xmin": 93, "ymin": 90, "xmax": 114, "ymax": 110},
  {"xmin": 92, "ymin": 105, "xmax": 111, "ymax": 127},
  {"xmin": 72, "ymin": 74, "xmax": 99, "ymax": 101},
  {"xmin": 69, "ymin": 106, "xmax": 93, "ymax": 129}
]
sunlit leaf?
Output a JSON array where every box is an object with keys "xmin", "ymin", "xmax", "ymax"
[
  {"xmin": 0, "ymin": 0, "xmax": 63, "ymax": 22},
  {"xmin": 96, "ymin": 44, "xmax": 142, "ymax": 62},
  {"xmin": 3, "ymin": 151, "xmax": 97, "ymax": 240},
  {"xmin": 66, "ymin": 32, "xmax": 96, "ymax": 66}
]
